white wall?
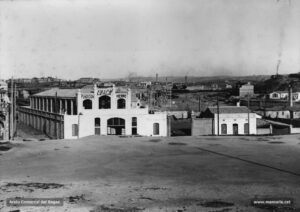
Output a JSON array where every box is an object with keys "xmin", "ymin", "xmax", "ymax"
[
  {"xmin": 265, "ymin": 110, "xmax": 290, "ymax": 119},
  {"xmin": 64, "ymin": 115, "xmax": 79, "ymax": 139},
  {"xmin": 213, "ymin": 113, "xmax": 257, "ymax": 135},
  {"xmin": 138, "ymin": 113, "xmax": 168, "ymax": 136},
  {"xmin": 290, "ymin": 127, "xmax": 300, "ymax": 134},
  {"xmin": 64, "ymin": 85, "xmax": 168, "ymax": 139},
  {"xmin": 64, "ymin": 111, "xmax": 167, "ymax": 139}
]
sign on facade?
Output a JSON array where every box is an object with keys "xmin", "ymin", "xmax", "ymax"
[{"xmin": 97, "ymin": 89, "xmax": 113, "ymax": 96}]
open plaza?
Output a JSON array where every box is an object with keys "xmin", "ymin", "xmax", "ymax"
[{"xmin": 0, "ymin": 131, "xmax": 300, "ymax": 212}]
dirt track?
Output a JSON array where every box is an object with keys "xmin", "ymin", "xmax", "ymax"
[{"xmin": 1, "ymin": 135, "xmax": 300, "ymax": 211}]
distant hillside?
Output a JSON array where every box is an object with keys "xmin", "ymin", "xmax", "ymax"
[
  {"xmin": 124, "ymin": 75, "xmax": 270, "ymax": 84},
  {"xmin": 254, "ymin": 73, "xmax": 300, "ymax": 93}
]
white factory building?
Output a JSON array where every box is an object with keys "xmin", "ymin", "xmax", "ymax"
[
  {"xmin": 18, "ymin": 85, "xmax": 168, "ymax": 139},
  {"xmin": 239, "ymin": 82, "xmax": 254, "ymax": 97}
]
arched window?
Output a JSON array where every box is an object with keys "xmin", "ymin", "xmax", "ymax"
[
  {"xmin": 99, "ymin": 96, "xmax": 111, "ymax": 109},
  {"xmin": 153, "ymin": 123, "xmax": 159, "ymax": 135},
  {"xmin": 117, "ymin": 98, "xmax": 126, "ymax": 109},
  {"xmin": 221, "ymin": 124, "xmax": 227, "ymax": 135},
  {"xmin": 83, "ymin": 99, "xmax": 92, "ymax": 109}
]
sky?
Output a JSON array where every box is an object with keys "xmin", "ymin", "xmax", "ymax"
[{"xmin": 0, "ymin": 0, "xmax": 300, "ymax": 80}]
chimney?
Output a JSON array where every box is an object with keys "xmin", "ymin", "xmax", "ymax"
[
  {"xmin": 236, "ymin": 101, "xmax": 240, "ymax": 107},
  {"xmin": 289, "ymin": 86, "xmax": 293, "ymax": 107},
  {"xmin": 156, "ymin": 73, "xmax": 158, "ymax": 83}
]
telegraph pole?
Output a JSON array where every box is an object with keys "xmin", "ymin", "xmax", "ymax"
[
  {"xmin": 10, "ymin": 77, "xmax": 14, "ymax": 140},
  {"xmin": 217, "ymin": 96, "xmax": 220, "ymax": 136},
  {"xmin": 54, "ymin": 91, "xmax": 58, "ymax": 139},
  {"xmin": 198, "ymin": 96, "xmax": 201, "ymax": 112},
  {"xmin": 247, "ymin": 94, "xmax": 250, "ymax": 135},
  {"xmin": 14, "ymin": 83, "xmax": 16, "ymax": 137}
]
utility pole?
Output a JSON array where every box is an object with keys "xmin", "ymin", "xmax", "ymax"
[
  {"xmin": 14, "ymin": 83, "xmax": 16, "ymax": 137},
  {"xmin": 198, "ymin": 96, "xmax": 201, "ymax": 112},
  {"xmin": 54, "ymin": 92, "xmax": 58, "ymax": 139},
  {"xmin": 217, "ymin": 96, "xmax": 219, "ymax": 136},
  {"xmin": 170, "ymin": 82, "xmax": 172, "ymax": 109},
  {"xmin": 247, "ymin": 94, "xmax": 250, "ymax": 135},
  {"xmin": 10, "ymin": 77, "xmax": 14, "ymax": 140}
]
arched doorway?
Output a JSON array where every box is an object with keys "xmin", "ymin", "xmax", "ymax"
[
  {"xmin": 221, "ymin": 124, "xmax": 227, "ymax": 135},
  {"xmin": 107, "ymin": 117, "xmax": 125, "ymax": 135},
  {"xmin": 244, "ymin": 123, "xmax": 249, "ymax": 134},
  {"xmin": 153, "ymin": 123, "xmax": 159, "ymax": 135},
  {"xmin": 233, "ymin": 123, "xmax": 238, "ymax": 135}
]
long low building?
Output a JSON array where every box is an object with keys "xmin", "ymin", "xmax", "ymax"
[
  {"xmin": 192, "ymin": 105, "xmax": 257, "ymax": 135},
  {"xmin": 18, "ymin": 85, "xmax": 168, "ymax": 139}
]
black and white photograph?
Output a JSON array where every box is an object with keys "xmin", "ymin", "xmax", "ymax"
[{"xmin": 0, "ymin": 0, "xmax": 300, "ymax": 211}]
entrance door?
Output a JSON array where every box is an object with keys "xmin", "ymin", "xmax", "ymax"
[
  {"xmin": 233, "ymin": 124, "xmax": 238, "ymax": 135},
  {"xmin": 95, "ymin": 118, "xmax": 101, "ymax": 135},
  {"xmin": 107, "ymin": 118, "xmax": 125, "ymax": 135}
]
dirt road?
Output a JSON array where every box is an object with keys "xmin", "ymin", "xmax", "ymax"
[{"xmin": 1, "ymin": 135, "xmax": 300, "ymax": 211}]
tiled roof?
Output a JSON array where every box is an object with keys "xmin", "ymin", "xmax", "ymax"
[
  {"xmin": 208, "ymin": 106, "xmax": 251, "ymax": 114},
  {"xmin": 33, "ymin": 88, "xmax": 78, "ymax": 98}
]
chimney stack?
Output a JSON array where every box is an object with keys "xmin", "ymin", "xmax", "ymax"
[{"xmin": 156, "ymin": 73, "xmax": 158, "ymax": 83}]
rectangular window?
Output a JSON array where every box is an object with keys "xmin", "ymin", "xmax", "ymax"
[
  {"xmin": 132, "ymin": 117, "xmax": 137, "ymax": 135},
  {"xmin": 132, "ymin": 117, "xmax": 137, "ymax": 126}
]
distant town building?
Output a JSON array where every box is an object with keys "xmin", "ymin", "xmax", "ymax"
[
  {"xmin": 192, "ymin": 105, "xmax": 257, "ymax": 135},
  {"xmin": 269, "ymin": 91, "xmax": 300, "ymax": 102},
  {"xmin": 239, "ymin": 82, "xmax": 254, "ymax": 97},
  {"xmin": 187, "ymin": 85, "xmax": 206, "ymax": 91},
  {"xmin": 17, "ymin": 89, "xmax": 30, "ymax": 99},
  {"xmin": 18, "ymin": 85, "xmax": 168, "ymax": 139},
  {"xmin": 255, "ymin": 106, "xmax": 300, "ymax": 119},
  {"xmin": 139, "ymin": 81, "xmax": 152, "ymax": 88},
  {"xmin": 0, "ymin": 80, "xmax": 10, "ymax": 140},
  {"xmin": 76, "ymin": 77, "xmax": 100, "ymax": 84},
  {"xmin": 225, "ymin": 84, "xmax": 232, "ymax": 89}
]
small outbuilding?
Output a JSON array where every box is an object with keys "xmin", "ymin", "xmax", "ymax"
[{"xmin": 192, "ymin": 106, "xmax": 257, "ymax": 135}]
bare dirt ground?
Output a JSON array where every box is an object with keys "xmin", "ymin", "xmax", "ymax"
[{"xmin": 1, "ymin": 133, "xmax": 300, "ymax": 212}]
